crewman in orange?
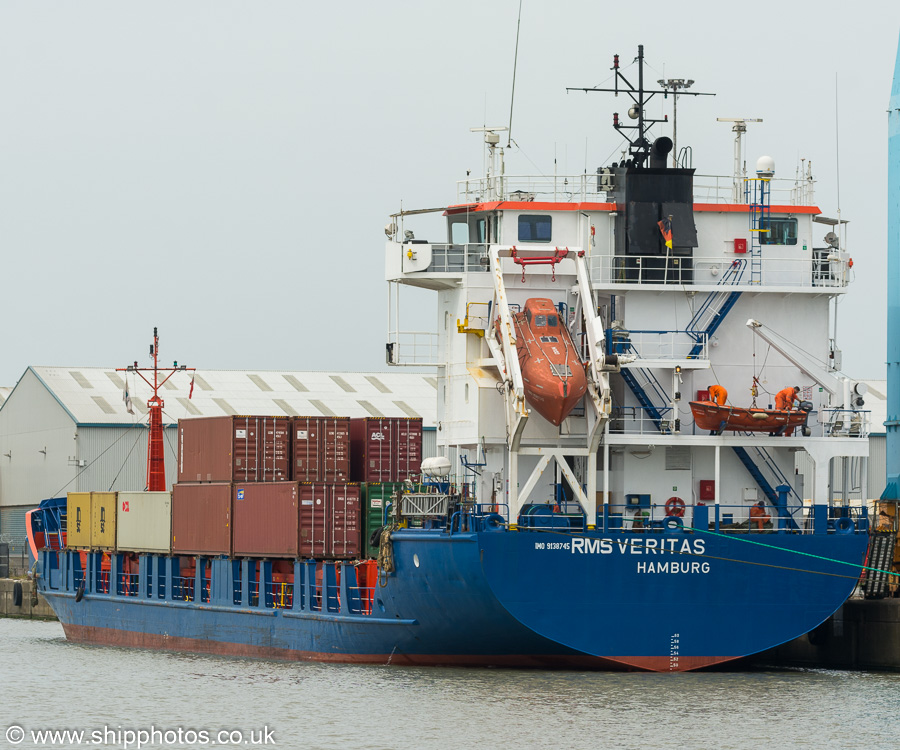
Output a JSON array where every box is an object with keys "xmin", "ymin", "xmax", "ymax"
[
  {"xmin": 708, "ymin": 384, "xmax": 727, "ymax": 406},
  {"xmin": 749, "ymin": 501, "xmax": 771, "ymax": 531},
  {"xmin": 775, "ymin": 386, "xmax": 801, "ymax": 411}
]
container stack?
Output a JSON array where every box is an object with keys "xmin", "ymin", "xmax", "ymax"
[{"xmin": 67, "ymin": 414, "xmax": 423, "ymax": 562}]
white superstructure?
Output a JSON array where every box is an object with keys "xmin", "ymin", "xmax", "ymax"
[{"xmin": 384, "ymin": 59, "xmax": 868, "ymax": 532}]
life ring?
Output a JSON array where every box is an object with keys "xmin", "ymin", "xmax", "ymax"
[
  {"xmin": 835, "ymin": 517, "xmax": 855, "ymax": 534},
  {"xmin": 665, "ymin": 497, "xmax": 686, "ymax": 518}
]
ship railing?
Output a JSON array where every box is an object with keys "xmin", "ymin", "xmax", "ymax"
[
  {"xmin": 454, "ymin": 174, "xmax": 816, "ymax": 206},
  {"xmin": 385, "ymin": 330, "xmax": 440, "ymax": 366},
  {"xmin": 350, "ymin": 585, "xmax": 376, "ymax": 616},
  {"xmin": 821, "ymin": 409, "xmax": 870, "ymax": 438},
  {"xmin": 456, "ymin": 174, "xmax": 603, "ymax": 203},
  {"xmin": 609, "ymin": 406, "xmax": 677, "ymax": 436},
  {"xmin": 118, "ymin": 572, "xmax": 140, "ymax": 597},
  {"xmin": 424, "ymin": 244, "xmax": 491, "ymax": 273},
  {"xmin": 610, "ymin": 330, "xmax": 709, "ymax": 361},
  {"xmin": 692, "ymin": 175, "xmax": 816, "ymax": 206},
  {"xmin": 269, "ymin": 582, "xmax": 293, "ymax": 610},
  {"xmin": 605, "ymin": 504, "xmax": 817, "ymax": 535},
  {"xmin": 173, "ymin": 576, "xmax": 195, "ymax": 603},
  {"xmin": 448, "ymin": 503, "xmax": 510, "ymax": 534},
  {"xmin": 586, "ymin": 253, "xmax": 848, "ymax": 288}
]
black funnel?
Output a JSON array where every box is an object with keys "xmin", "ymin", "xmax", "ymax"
[{"xmin": 649, "ymin": 137, "xmax": 673, "ymax": 168}]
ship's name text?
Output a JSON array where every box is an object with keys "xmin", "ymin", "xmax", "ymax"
[{"xmin": 568, "ymin": 538, "xmax": 706, "ymax": 557}]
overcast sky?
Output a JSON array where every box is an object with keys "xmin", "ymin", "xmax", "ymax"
[{"xmin": 0, "ymin": 1, "xmax": 897, "ymax": 388}]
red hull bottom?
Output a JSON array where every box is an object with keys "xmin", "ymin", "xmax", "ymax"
[{"xmin": 60, "ymin": 622, "xmax": 738, "ymax": 672}]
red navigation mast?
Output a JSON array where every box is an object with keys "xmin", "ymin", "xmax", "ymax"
[{"xmin": 117, "ymin": 328, "xmax": 195, "ymax": 491}]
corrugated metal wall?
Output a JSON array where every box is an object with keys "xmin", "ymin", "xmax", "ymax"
[
  {"xmin": 423, "ymin": 427, "xmax": 438, "ymax": 459},
  {"xmin": 0, "ymin": 506, "xmax": 29, "ymax": 550},
  {"xmin": 76, "ymin": 425, "xmax": 178, "ymax": 492}
]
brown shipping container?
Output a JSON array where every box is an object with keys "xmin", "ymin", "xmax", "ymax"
[
  {"xmin": 298, "ymin": 483, "xmax": 328, "ymax": 558},
  {"xmin": 329, "ymin": 483, "xmax": 361, "ymax": 559},
  {"xmin": 233, "ymin": 482, "xmax": 299, "ymax": 558},
  {"xmin": 178, "ymin": 416, "xmax": 291, "ymax": 483},
  {"xmin": 349, "ymin": 417, "xmax": 423, "ymax": 482},
  {"xmin": 292, "ymin": 417, "xmax": 350, "ymax": 482},
  {"xmin": 172, "ymin": 483, "xmax": 232, "ymax": 555}
]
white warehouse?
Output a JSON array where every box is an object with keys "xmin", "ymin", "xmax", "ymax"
[{"xmin": 0, "ymin": 366, "xmax": 438, "ymax": 547}]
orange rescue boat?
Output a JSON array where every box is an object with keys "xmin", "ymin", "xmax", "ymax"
[
  {"xmin": 690, "ymin": 400, "xmax": 812, "ymax": 436},
  {"xmin": 512, "ymin": 299, "xmax": 587, "ymax": 426}
]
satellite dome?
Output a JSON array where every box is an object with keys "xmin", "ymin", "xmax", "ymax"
[{"xmin": 756, "ymin": 155, "xmax": 775, "ymax": 176}]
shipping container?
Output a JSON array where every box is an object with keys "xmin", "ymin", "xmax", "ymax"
[
  {"xmin": 90, "ymin": 492, "xmax": 117, "ymax": 550},
  {"xmin": 172, "ymin": 483, "xmax": 232, "ymax": 555},
  {"xmin": 178, "ymin": 416, "xmax": 291, "ymax": 483},
  {"xmin": 330, "ymin": 483, "xmax": 361, "ymax": 559},
  {"xmin": 291, "ymin": 417, "xmax": 350, "ymax": 482},
  {"xmin": 298, "ymin": 483, "xmax": 328, "ymax": 558},
  {"xmin": 66, "ymin": 492, "xmax": 92, "ymax": 549},
  {"xmin": 233, "ymin": 482, "xmax": 299, "ymax": 558},
  {"xmin": 349, "ymin": 417, "xmax": 423, "ymax": 482},
  {"xmin": 292, "ymin": 417, "xmax": 350, "ymax": 482},
  {"xmin": 116, "ymin": 491, "xmax": 172, "ymax": 554},
  {"xmin": 362, "ymin": 483, "xmax": 402, "ymax": 558}
]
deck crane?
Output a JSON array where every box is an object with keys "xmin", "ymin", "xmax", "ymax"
[{"xmin": 746, "ymin": 319, "xmax": 868, "ymax": 436}]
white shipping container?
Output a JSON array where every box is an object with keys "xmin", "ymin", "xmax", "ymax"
[{"xmin": 116, "ymin": 491, "xmax": 172, "ymax": 553}]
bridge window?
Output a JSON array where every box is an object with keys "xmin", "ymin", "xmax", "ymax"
[
  {"xmin": 760, "ymin": 218, "xmax": 798, "ymax": 246},
  {"xmin": 518, "ymin": 214, "xmax": 552, "ymax": 243}
]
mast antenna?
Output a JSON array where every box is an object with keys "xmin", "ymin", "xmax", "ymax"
[
  {"xmin": 568, "ymin": 45, "xmax": 714, "ymax": 168},
  {"xmin": 117, "ymin": 328, "xmax": 195, "ymax": 491},
  {"xmin": 507, "ymin": 0, "xmax": 524, "ymax": 148}
]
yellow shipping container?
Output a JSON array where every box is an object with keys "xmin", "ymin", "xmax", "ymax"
[
  {"xmin": 91, "ymin": 492, "xmax": 117, "ymax": 550},
  {"xmin": 66, "ymin": 493, "xmax": 93, "ymax": 549}
]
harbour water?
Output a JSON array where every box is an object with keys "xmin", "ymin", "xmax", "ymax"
[{"xmin": 3, "ymin": 618, "xmax": 900, "ymax": 750}]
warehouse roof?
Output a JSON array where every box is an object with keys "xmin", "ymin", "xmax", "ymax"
[
  {"xmin": 0, "ymin": 387, "xmax": 11, "ymax": 407},
  {"xmin": 18, "ymin": 366, "xmax": 438, "ymax": 426}
]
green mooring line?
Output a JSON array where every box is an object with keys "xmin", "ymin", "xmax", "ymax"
[{"xmin": 687, "ymin": 525, "xmax": 900, "ymax": 578}]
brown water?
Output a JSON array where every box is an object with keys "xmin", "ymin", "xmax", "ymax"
[{"xmin": 2, "ymin": 619, "xmax": 899, "ymax": 750}]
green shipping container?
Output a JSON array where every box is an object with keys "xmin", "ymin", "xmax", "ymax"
[{"xmin": 362, "ymin": 482, "xmax": 402, "ymax": 558}]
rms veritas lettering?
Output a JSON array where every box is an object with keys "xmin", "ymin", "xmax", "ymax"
[{"xmin": 567, "ymin": 537, "xmax": 711, "ymax": 574}]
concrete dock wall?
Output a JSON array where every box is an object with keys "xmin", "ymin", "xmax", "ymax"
[
  {"xmin": 0, "ymin": 578, "xmax": 56, "ymax": 619},
  {"xmin": 760, "ymin": 599, "xmax": 900, "ymax": 671}
]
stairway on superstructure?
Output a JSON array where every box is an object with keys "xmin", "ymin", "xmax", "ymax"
[{"xmin": 618, "ymin": 258, "xmax": 746, "ymax": 429}]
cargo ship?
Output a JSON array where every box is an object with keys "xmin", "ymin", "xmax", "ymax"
[{"xmin": 29, "ymin": 47, "xmax": 872, "ymax": 671}]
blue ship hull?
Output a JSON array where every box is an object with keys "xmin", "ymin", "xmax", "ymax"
[{"xmin": 37, "ymin": 521, "xmax": 868, "ymax": 672}]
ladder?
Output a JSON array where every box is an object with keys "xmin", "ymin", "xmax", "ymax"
[
  {"xmin": 863, "ymin": 532, "xmax": 897, "ymax": 599},
  {"xmin": 747, "ymin": 177, "xmax": 771, "ymax": 284}
]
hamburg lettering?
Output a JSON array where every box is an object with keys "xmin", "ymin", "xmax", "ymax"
[{"xmin": 638, "ymin": 561, "xmax": 711, "ymax": 574}]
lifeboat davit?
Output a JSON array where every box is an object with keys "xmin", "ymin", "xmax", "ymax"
[
  {"xmin": 690, "ymin": 401, "xmax": 812, "ymax": 436},
  {"xmin": 512, "ymin": 299, "xmax": 587, "ymax": 426}
]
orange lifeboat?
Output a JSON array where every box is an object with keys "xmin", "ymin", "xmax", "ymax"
[
  {"xmin": 690, "ymin": 401, "xmax": 812, "ymax": 436},
  {"xmin": 511, "ymin": 299, "xmax": 587, "ymax": 425}
]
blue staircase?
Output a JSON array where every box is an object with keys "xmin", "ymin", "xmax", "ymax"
[
  {"xmin": 686, "ymin": 259, "xmax": 745, "ymax": 359},
  {"xmin": 731, "ymin": 445, "xmax": 800, "ymax": 530},
  {"xmin": 621, "ymin": 368, "xmax": 670, "ymax": 432}
]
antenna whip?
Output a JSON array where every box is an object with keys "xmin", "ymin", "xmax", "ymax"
[{"xmin": 507, "ymin": 0, "xmax": 523, "ymax": 147}]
